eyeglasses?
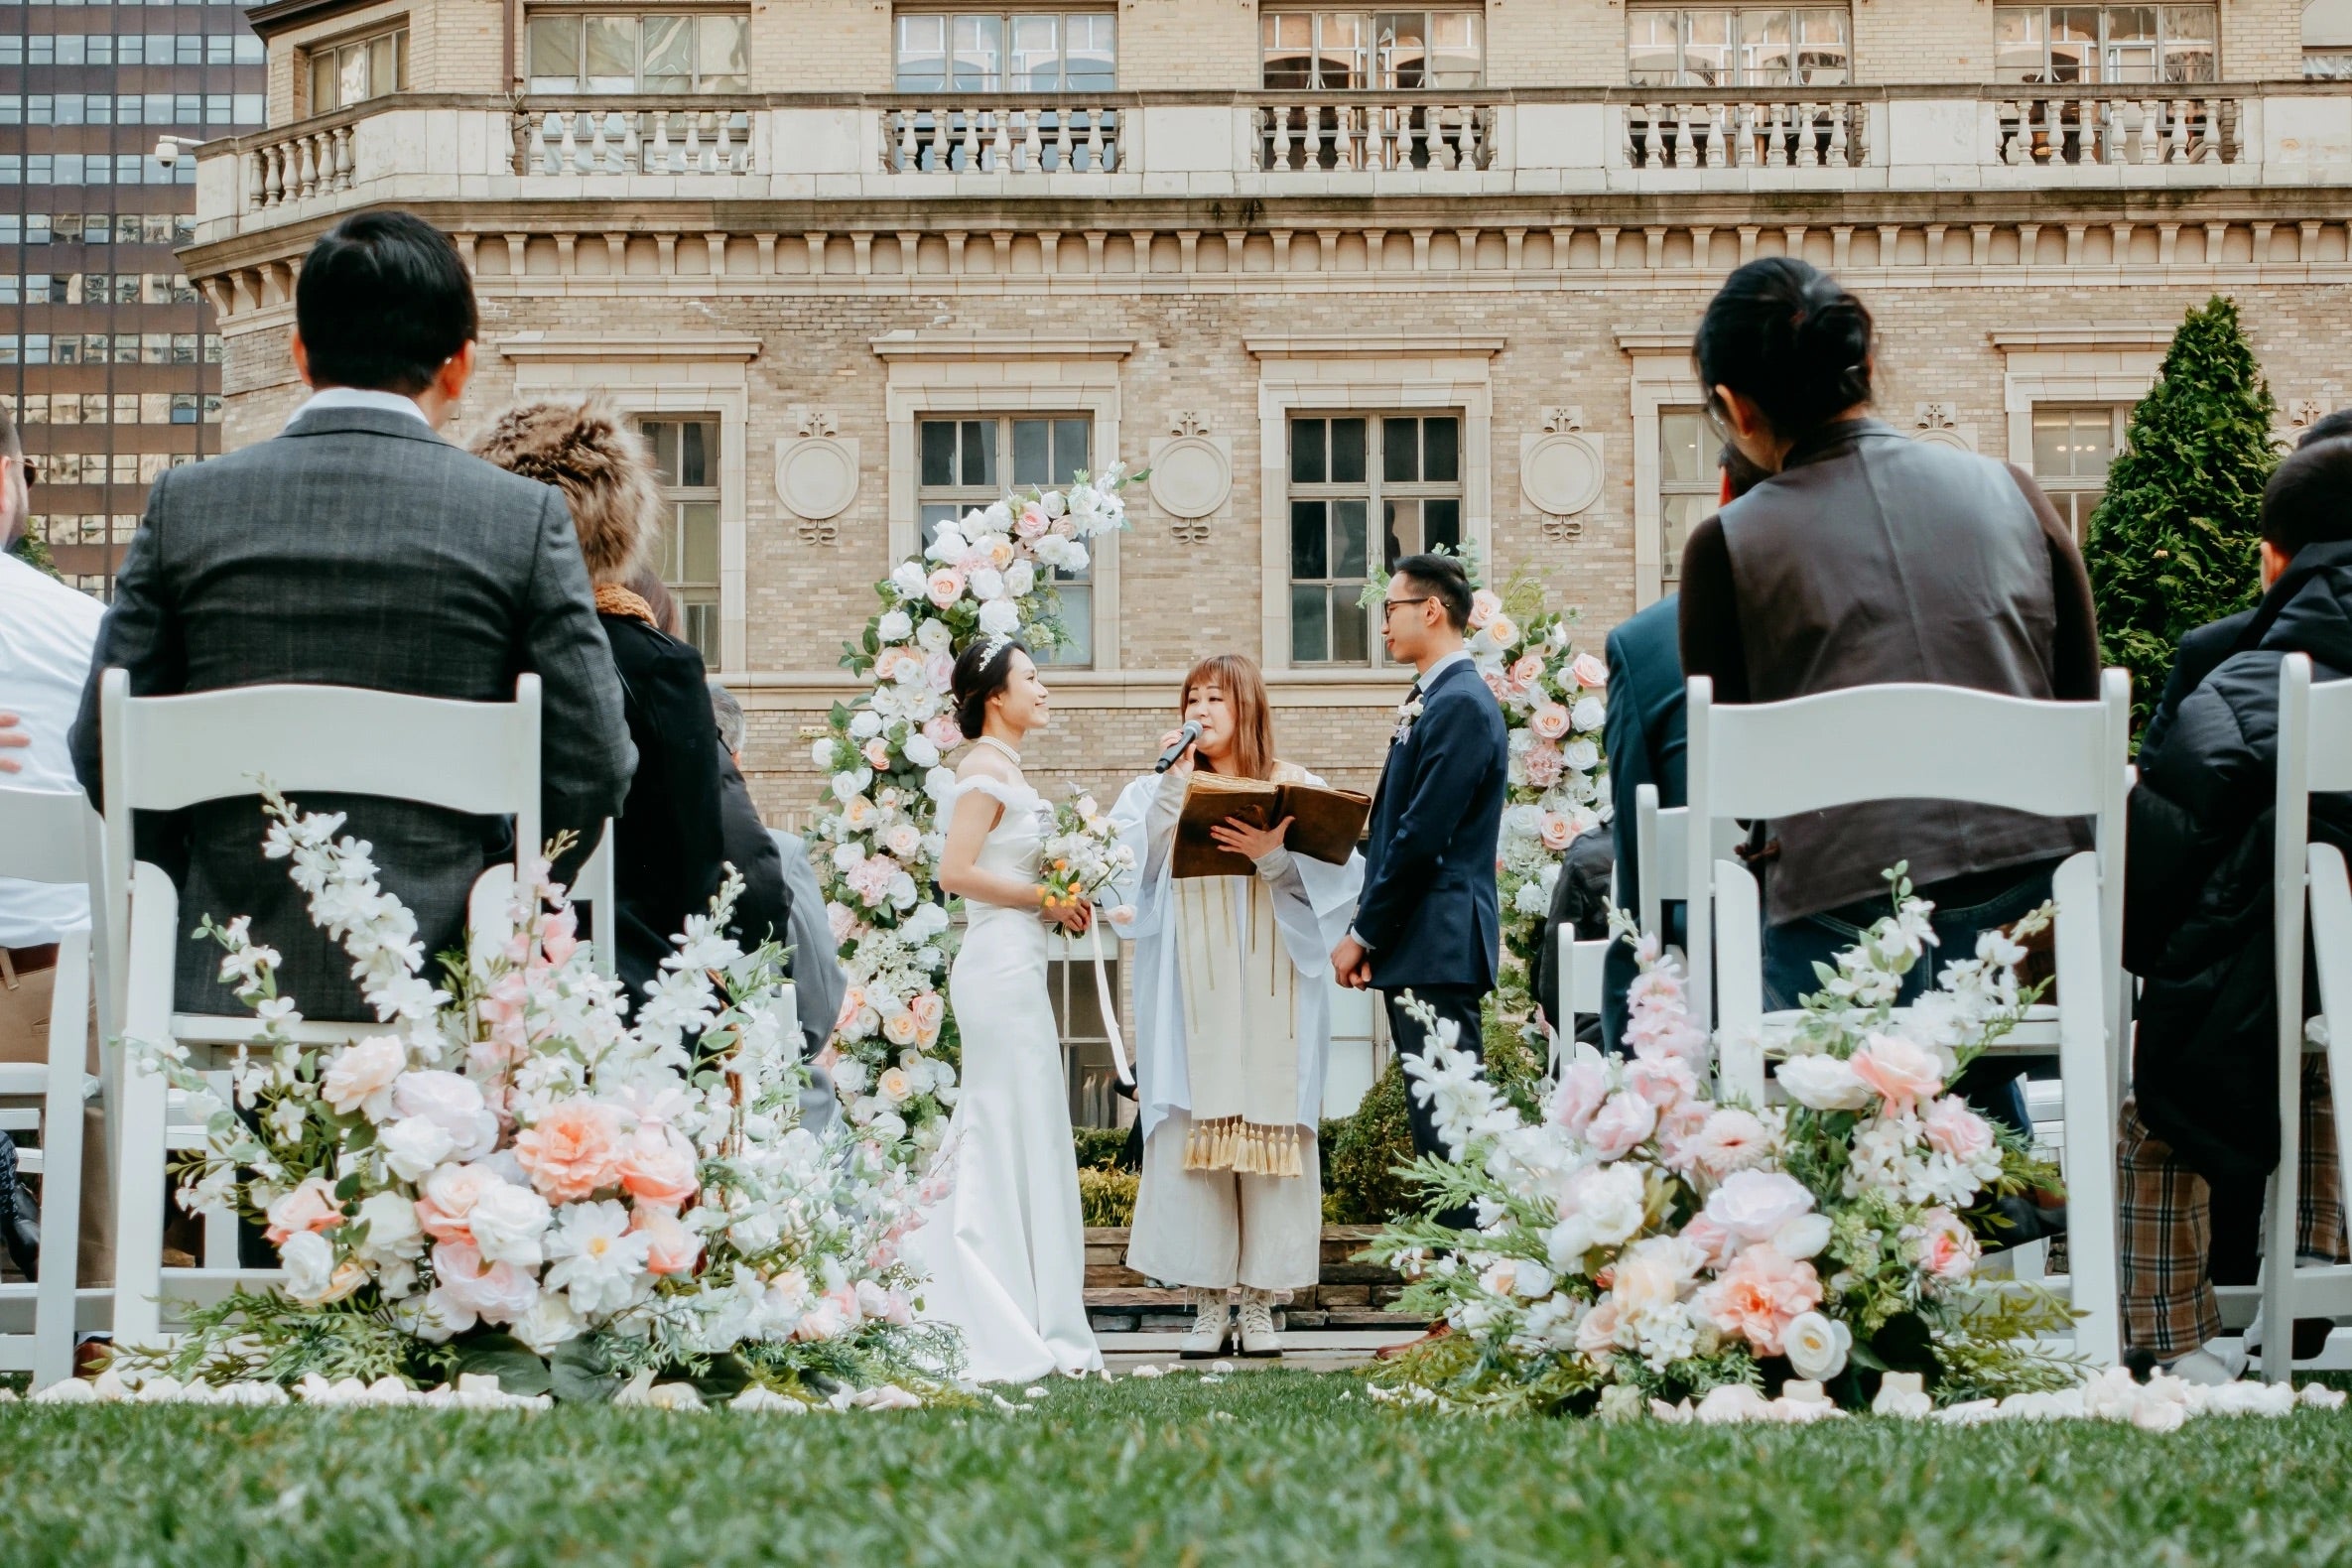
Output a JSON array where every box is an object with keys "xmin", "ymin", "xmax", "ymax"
[
  {"xmin": 1379, "ymin": 596, "xmax": 1432, "ymax": 621},
  {"xmin": 7, "ymin": 456, "xmax": 33, "ymax": 490}
]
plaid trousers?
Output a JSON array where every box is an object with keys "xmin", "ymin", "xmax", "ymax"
[{"xmin": 2119, "ymin": 1058, "xmax": 2348, "ymax": 1358}]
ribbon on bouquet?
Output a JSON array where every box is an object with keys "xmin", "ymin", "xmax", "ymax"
[{"xmin": 1085, "ymin": 915, "xmax": 1132, "ymax": 1087}]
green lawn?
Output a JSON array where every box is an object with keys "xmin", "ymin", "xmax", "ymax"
[{"xmin": 8, "ymin": 1372, "xmax": 2352, "ymax": 1565}]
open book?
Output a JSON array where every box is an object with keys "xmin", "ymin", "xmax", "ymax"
[{"xmin": 1172, "ymin": 771, "xmax": 1372, "ymax": 879}]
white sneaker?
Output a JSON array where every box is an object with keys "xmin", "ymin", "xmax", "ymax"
[
  {"xmin": 1237, "ymin": 1288, "xmax": 1282, "ymax": 1358},
  {"xmin": 2160, "ymin": 1346, "xmax": 2244, "ymax": 1386},
  {"xmin": 1179, "ymin": 1289, "xmax": 1230, "ymax": 1360}
]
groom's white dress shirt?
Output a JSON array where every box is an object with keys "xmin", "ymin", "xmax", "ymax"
[
  {"xmin": 0, "ymin": 553, "xmax": 104, "ymax": 944},
  {"xmin": 283, "ymin": 386, "xmax": 434, "ymax": 431}
]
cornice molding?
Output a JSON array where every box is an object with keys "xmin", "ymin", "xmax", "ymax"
[
  {"xmin": 1243, "ymin": 333, "xmax": 1505, "ymax": 359},
  {"xmin": 496, "ymin": 331, "xmax": 762, "ymax": 362},
  {"xmin": 867, "ymin": 331, "xmax": 1135, "ymax": 360},
  {"xmin": 1987, "ymin": 327, "xmax": 2178, "ymax": 351}
]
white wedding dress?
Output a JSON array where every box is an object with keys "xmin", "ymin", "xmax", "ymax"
[{"xmin": 905, "ymin": 773, "xmax": 1103, "ymax": 1383}]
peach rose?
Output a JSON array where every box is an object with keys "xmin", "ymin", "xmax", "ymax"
[
  {"xmin": 1921, "ymin": 1096, "xmax": 1995, "ymax": 1161},
  {"xmin": 321, "ymin": 1035, "xmax": 406, "ymax": 1120},
  {"xmin": 263, "ymin": 1175, "xmax": 345, "ymax": 1244},
  {"xmin": 1529, "ymin": 703, "xmax": 1573, "ymax": 741},
  {"xmin": 515, "ymin": 1100, "xmax": 625, "ymax": 1203},
  {"xmin": 925, "ymin": 567, "xmax": 966, "ymax": 608},
  {"xmin": 1510, "ymin": 651, "xmax": 1547, "ymax": 690},
  {"xmin": 1468, "ymin": 588, "xmax": 1503, "ymax": 630},
  {"xmin": 1849, "ymin": 1032, "xmax": 1944, "ymax": 1117},
  {"xmin": 909, "ymin": 992, "xmax": 945, "ymax": 1030},
  {"xmin": 1571, "ymin": 651, "xmax": 1610, "ymax": 691},
  {"xmin": 1914, "ymin": 1206, "xmax": 1979, "ymax": 1282},
  {"xmin": 1538, "ymin": 812, "xmax": 1576, "ymax": 852},
  {"xmin": 1694, "ymin": 1242, "xmax": 1822, "ymax": 1355},
  {"xmin": 616, "ymin": 1123, "xmax": 700, "ymax": 1209},
  {"xmin": 882, "ymin": 1010, "xmax": 921, "ymax": 1047},
  {"xmin": 414, "ymin": 1161, "xmax": 498, "ymax": 1244},
  {"xmin": 923, "ymin": 713, "xmax": 963, "ymax": 750},
  {"xmin": 630, "ymin": 1204, "xmax": 702, "ymax": 1277},
  {"xmin": 1485, "ymin": 614, "xmax": 1520, "ymax": 649}
]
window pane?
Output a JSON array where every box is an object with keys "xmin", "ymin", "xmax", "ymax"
[
  {"xmin": 1794, "ymin": 7, "xmax": 1848, "ymax": 83},
  {"xmin": 641, "ymin": 16, "xmax": 694, "ymax": 90},
  {"xmin": 1263, "ymin": 11, "xmax": 1314, "ymax": 87},
  {"xmin": 897, "ymin": 13, "xmax": 947, "ymax": 89},
  {"xmin": 529, "ymin": 17, "xmax": 579, "ymax": 88},
  {"xmin": 1384, "ymin": 498, "xmax": 1417, "ymax": 572},
  {"xmin": 1330, "ymin": 417, "xmax": 1367, "ymax": 483},
  {"xmin": 681, "ymin": 501, "xmax": 719, "ymax": 583},
  {"xmin": 1743, "ymin": 8, "xmax": 1793, "ymax": 85},
  {"xmin": 1383, "ymin": 416, "xmax": 1419, "ymax": 482},
  {"xmin": 1065, "ymin": 13, "xmax": 1115, "ymax": 89},
  {"xmin": 1628, "ymin": 11, "xmax": 1682, "ymax": 84},
  {"xmin": 960, "ymin": 419, "xmax": 994, "ymax": 487},
  {"xmin": 1685, "ymin": 9, "xmax": 1733, "ymax": 85},
  {"xmin": 1662, "ymin": 494, "xmax": 1710, "ymax": 580},
  {"xmin": 2031, "ymin": 409, "xmax": 2071, "ymax": 477},
  {"xmin": 1422, "ymin": 415, "xmax": 1458, "ymax": 481},
  {"xmin": 699, "ymin": 16, "xmax": 748, "ymax": 88},
  {"xmin": 1292, "ymin": 417, "xmax": 1326, "ymax": 483},
  {"xmin": 919, "ymin": 419, "xmax": 957, "ymax": 486},
  {"xmin": 645, "ymin": 420, "xmax": 679, "ymax": 484},
  {"xmin": 919, "ymin": 503, "xmax": 963, "ymax": 551},
  {"xmin": 1334, "ymin": 498, "xmax": 1368, "ymax": 579},
  {"xmin": 312, "ymin": 51, "xmax": 338, "ymax": 110},
  {"xmin": 2049, "ymin": 6, "xmax": 2098, "ymax": 81},
  {"xmin": 2163, "ymin": 5, "xmax": 2215, "ymax": 81},
  {"xmin": 1291, "ymin": 500, "xmax": 1329, "ymax": 579},
  {"xmin": 1428, "ymin": 11, "xmax": 1481, "ymax": 86},
  {"xmin": 1422, "ymin": 497, "xmax": 1461, "ymax": 556},
  {"xmin": 1010, "ymin": 14, "xmax": 1061, "ymax": 90},
  {"xmin": 1011, "ymin": 417, "xmax": 1050, "ymax": 486},
  {"xmin": 1043, "ymin": 586, "xmax": 1092, "ymax": 665},
  {"xmin": 1332, "ymin": 596, "xmax": 1369, "ymax": 661},
  {"xmin": 953, "ymin": 14, "xmax": 1003, "ymax": 91},
  {"xmin": 1052, "ymin": 419, "xmax": 1089, "ymax": 484},
  {"xmin": 1375, "ymin": 11, "xmax": 1425, "ymax": 88},
  {"xmin": 368, "ymin": 34, "xmax": 396, "ymax": 98},
  {"xmin": 1659, "ymin": 410, "xmax": 1708, "ymax": 482},
  {"xmin": 338, "ymin": 43, "xmax": 367, "ymax": 107},
  {"xmin": 1315, "ymin": 11, "xmax": 1365, "ymax": 88},
  {"xmin": 680, "ymin": 419, "xmax": 712, "ymax": 487},
  {"xmin": 1996, "ymin": 7, "xmax": 2045, "ymax": 82},
  {"xmin": 1291, "ymin": 585, "xmax": 1331, "ymax": 663},
  {"xmin": 584, "ymin": 16, "xmax": 636, "ymax": 91}
]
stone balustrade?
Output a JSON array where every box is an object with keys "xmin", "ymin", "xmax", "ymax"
[{"xmin": 194, "ymin": 85, "xmax": 2352, "ymax": 240}]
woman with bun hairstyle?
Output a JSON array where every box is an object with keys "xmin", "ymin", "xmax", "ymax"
[
  {"xmin": 1678, "ymin": 257, "xmax": 2100, "ymax": 1124},
  {"xmin": 902, "ymin": 636, "xmax": 1104, "ymax": 1382}
]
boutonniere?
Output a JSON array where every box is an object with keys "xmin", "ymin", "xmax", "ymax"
[{"xmin": 1390, "ymin": 696, "xmax": 1424, "ymax": 746}]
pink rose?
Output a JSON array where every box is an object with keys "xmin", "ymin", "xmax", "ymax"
[
  {"xmin": 514, "ymin": 1100, "xmax": 624, "ymax": 1203},
  {"xmin": 1914, "ymin": 1207, "xmax": 1979, "ymax": 1282},
  {"xmin": 1574, "ymin": 1298, "xmax": 1623, "ymax": 1358},
  {"xmin": 923, "ymin": 713, "xmax": 963, "ymax": 750},
  {"xmin": 629, "ymin": 1203, "xmax": 702, "ymax": 1277},
  {"xmin": 861, "ymin": 737, "xmax": 892, "ymax": 770},
  {"xmin": 429, "ymin": 1237, "xmax": 539, "ymax": 1326},
  {"xmin": 415, "ymin": 1162, "xmax": 498, "ymax": 1244},
  {"xmin": 924, "ymin": 652, "xmax": 957, "ymax": 695},
  {"xmin": 1694, "ymin": 1243, "xmax": 1822, "ymax": 1355},
  {"xmin": 1849, "ymin": 1032, "xmax": 1944, "ymax": 1117},
  {"xmin": 539, "ymin": 905, "xmax": 581, "ymax": 968},
  {"xmin": 827, "ymin": 901, "xmax": 856, "ymax": 945},
  {"xmin": 1484, "ymin": 671, "xmax": 1508, "ymax": 701},
  {"xmin": 1549, "ymin": 1058, "xmax": 1610, "ymax": 1136},
  {"xmin": 1571, "ymin": 652, "xmax": 1610, "ymax": 691},
  {"xmin": 1522, "ymin": 742, "xmax": 1563, "ymax": 789},
  {"xmin": 1921, "ymin": 1096, "xmax": 1995, "ymax": 1161},
  {"xmin": 909, "ymin": 991, "xmax": 945, "ymax": 1031},
  {"xmin": 1015, "ymin": 505, "xmax": 1049, "ymax": 539},
  {"xmin": 1529, "ymin": 703, "xmax": 1573, "ymax": 741},
  {"xmin": 1585, "ymin": 1091, "xmax": 1658, "ymax": 1159},
  {"xmin": 1538, "ymin": 812, "xmax": 1576, "ymax": 852},
  {"xmin": 263, "ymin": 1175, "xmax": 344, "ymax": 1245},
  {"xmin": 924, "ymin": 567, "xmax": 966, "ymax": 609},
  {"xmin": 1704, "ymin": 1169, "xmax": 1816, "ymax": 1244},
  {"xmin": 1678, "ymin": 1212, "xmax": 1736, "ymax": 1269},
  {"xmin": 1468, "ymin": 588, "xmax": 1503, "ymax": 630},
  {"xmin": 617, "ymin": 1123, "xmax": 700, "ymax": 1208},
  {"xmin": 1510, "ymin": 652, "xmax": 1547, "ymax": 690},
  {"xmin": 1626, "ymin": 1053, "xmax": 1698, "ymax": 1111}
]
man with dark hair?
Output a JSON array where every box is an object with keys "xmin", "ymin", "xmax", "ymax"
[
  {"xmin": 69, "ymin": 209, "xmax": 634, "ymax": 1023},
  {"xmin": 2120, "ymin": 435, "xmax": 2352, "ymax": 1380},
  {"xmin": 1333, "ymin": 552, "xmax": 1508, "ymax": 1223}
]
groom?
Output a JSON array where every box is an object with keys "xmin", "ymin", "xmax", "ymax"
[{"xmin": 1332, "ymin": 554, "xmax": 1507, "ymax": 1214}]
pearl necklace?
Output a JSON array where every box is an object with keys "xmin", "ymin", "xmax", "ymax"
[{"xmin": 974, "ymin": 735, "xmax": 1023, "ymax": 765}]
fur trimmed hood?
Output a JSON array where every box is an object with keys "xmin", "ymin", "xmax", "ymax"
[{"xmin": 470, "ymin": 399, "xmax": 660, "ymax": 586}]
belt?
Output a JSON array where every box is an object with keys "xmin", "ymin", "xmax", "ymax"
[{"xmin": 0, "ymin": 944, "xmax": 61, "ymax": 985}]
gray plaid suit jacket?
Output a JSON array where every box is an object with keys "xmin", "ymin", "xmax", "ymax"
[{"xmin": 68, "ymin": 402, "xmax": 636, "ymax": 1020}]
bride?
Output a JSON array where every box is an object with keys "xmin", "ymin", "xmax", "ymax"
[{"xmin": 904, "ymin": 635, "xmax": 1103, "ymax": 1382}]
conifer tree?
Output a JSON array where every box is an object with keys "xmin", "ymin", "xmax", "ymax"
[{"xmin": 2085, "ymin": 295, "xmax": 2279, "ymax": 733}]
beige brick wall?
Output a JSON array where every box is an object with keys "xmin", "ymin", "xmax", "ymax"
[
  {"xmin": 267, "ymin": 0, "xmax": 505, "ymax": 123},
  {"xmin": 1119, "ymin": 0, "xmax": 1259, "ymax": 90},
  {"xmin": 753, "ymin": 0, "xmax": 894, "ymax": 91},
  {"xmin": 1850, "ymin": 0, "xmax": 2003, "ymax": 84},
  {"xmin": 2223, "ymin": 0, "xmax": 2308, "ymax": 79},
  {"xmin": 1484, "ymin": 0, "xmax": 1625, "ymax": 88}
]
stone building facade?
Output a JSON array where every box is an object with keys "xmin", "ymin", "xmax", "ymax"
[{"xmin": 178, "ymin": 0, "xmax": 2352, "ymax": 1110}]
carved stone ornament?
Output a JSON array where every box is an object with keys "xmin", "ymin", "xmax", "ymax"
[
  {"xmin": 1519, "ymin": 411, "xmax": 1604, "ymax": 517},
  {"xmin": 1909, "ymin": 401, "xmax": 1979, "ymax": 453},
  {"xmin": 2290, "ymin": 397, "xmax": 2329, "ymax": 430},
  {"xmin": 774, "ymin": 414, "xmax": 859, "ymax": 523},
  {"xmin": 1169, "ymin": 520, "xmax": 1213, "ymax": 546},
  {"xmin": 1148, "ymin": 413, "xmax": 1234, "ymax": 520}
]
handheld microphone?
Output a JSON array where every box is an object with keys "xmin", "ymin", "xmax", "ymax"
[{"xmin": 1154, "ymin": 720, "xmax": 1204, "ymax": 774}]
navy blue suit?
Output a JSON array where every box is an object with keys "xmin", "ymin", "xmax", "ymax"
[
  {"xmin": 1359, "ymin": 654, "xmax": 1507, "ymax": 1202},
  {"xmin": 1600, "ymin": 596, "xmax": 1688, "ymax": 1053}
]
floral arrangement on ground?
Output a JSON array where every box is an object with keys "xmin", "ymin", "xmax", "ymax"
[
  {"xmin": 1367, "ymin": 873, "xmax": 2093, "ymax": 1420},
  {"xmin": 803, "ymin": 466, "xmax": 1135, "ymax": 1159},
  {"xmin": 117, "ymin": 788, "xmax": 957, "ymax": 1407}
]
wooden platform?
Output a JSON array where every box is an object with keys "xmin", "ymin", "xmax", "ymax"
[{"xmin": 1083, "ymin": 1225, "xmax": 1430, "ymax": 1335}]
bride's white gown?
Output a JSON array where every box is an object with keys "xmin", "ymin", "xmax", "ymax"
[{"xmin": 906, "ymin": 775, "xmax": 1102, "ymax": 1383}]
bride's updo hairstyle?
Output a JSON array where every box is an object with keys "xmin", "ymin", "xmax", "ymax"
[
  {"xmin": 1693, "ymin": 257, "xmax": 1875, "ymax": 445},
  {"xmin": 952, "ymin": 636, "xmax": 1030, "ymax": 740}
]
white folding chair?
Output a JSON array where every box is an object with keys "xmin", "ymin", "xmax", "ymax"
[
  {"xmin": 0, "ymin": 789, "xmax": 111, "ymax": 1387},
  {"xmin": 1632, "ymin": 783, "xmax": 1745, "ymax": 945},
  {"xmin": 100, "ymin": 670, "xmax": 547, "ymax": 1349},
  {"xmin": 1548, "ymin": 926, "xmax": 1613, "ymax": 1074},
  {"xmin": 1678, "ymin": 670, "xmax": 2133, "ymax": 1365},
  {"xmin": 2246, "ymin": 653, "xmax": 2352, "ymax": 1381},
  {"xmin": 572, "ymin": 822, "xmax": 617, "ymax": 981}
]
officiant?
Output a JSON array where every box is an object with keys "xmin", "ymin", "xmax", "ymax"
[{"xmin": 1109, "ymin": 655, "xmax": 1363, "ymax": 1361}]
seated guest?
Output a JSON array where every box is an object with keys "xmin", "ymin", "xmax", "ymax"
[
  {"xmin": 2121, "ymin": 436, "xmax": 2352, "ymax": 1379},
  {"xmin": 1677, "ymin": 257, "xmax": 2099, "ymax": 1129},
  {"xmin": 69, "ymin": 211, "xmax": 632, "ymax": 1023},
  {"xmin": 702, "ymin": 681, "xmax": 793, "ymax": 967},
  {"xmin": 1594, "ymin": 443, "xmax": 1766, "ymax": 1051},
  {"xmin": 1, "ymin": 429, "xmax": 112, "ymax": 1286},
  {"xmin": 470, "ymin": 400, "xmax": 726, "ymax": 1004}
]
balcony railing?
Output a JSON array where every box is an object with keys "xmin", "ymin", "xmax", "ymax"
[{"xmin": 196, "ymin": 84, "xmax": 2352, "ymax": 232}]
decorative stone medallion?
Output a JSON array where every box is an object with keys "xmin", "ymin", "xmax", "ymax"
[{"xmin": 1520, "ymin": 406, "xmax": 1604, "ymax": 518}]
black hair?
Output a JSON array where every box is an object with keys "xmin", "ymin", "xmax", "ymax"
[
  {"xmin": 1719, "ymin": 442, "xmax": 1769, "ymax": 502},
  {"xmin": 1393, "ymin": 552, "xmax": 1473, "ymax": 631},
  {"xmin": 1693, "ymin": 257, "xmax": 1875, "ymax": 443},
  {"xmin": 295, "ymin": 211, "xmax": 478, "ymax": 395},
  {"xmin": 2297, "ymin": 407, "xmax": 2352, "ymax": 449},
  {"xmin": 952, "ymin": 636, "xmax": 1029, "ymax": 739},
  {"xmin": 2261, "ymin": 437, "xmax": 2352, "ymax": 561}
]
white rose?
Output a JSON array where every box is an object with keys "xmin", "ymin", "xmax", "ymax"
[
  {"xmin": 810, "ymin": 737, "xmax": 837, "ymax": 768},
  {"xmin": 391, "ymin": 1071, "xmax": 497, "ymax": 1162},
  {"xmin": 1565, "ymin": 1161, "xmax": 1646, "ymax": 1249},
  {"xmin": 876, "ymin": 609, "xmax": 913, "ymax": 644},
  {"xmin": 378, "ymin": 1115, "xmax": 457, "ymax": 1182},
  {"xmin": 903, "ymin": 734, "xmax": 940, "ymax": 769},
  {"xmin": 468, "ymin": 1181, "xmax": 555, "ymax": 1268},
  {"xmin": 1512, "ymin": 881, "xmax": 1550, "ymax": 917},
  {"xmin": 1570, "ymin": 696, "xmax": 1606, "ymax": 732},
  {"xmin": 281, "ymin": 1230, "xmax": 338, "ymax": 1303},
  {"xmin": 970, "ymin": 567, "xmax": 1005, "ymax": 601},
  {"xmin": 917, "ymin": 618, "xmax": 952, "ymax": 652},
  {"xmin": 1004, "ymin": 560, "xmax": 1035, "ymax": 596},
  {"xmin": 1703, "ymin": 1169, "xmax": 1817, "ymax": 1243},
  {"xmin": 1775, "ymin": 1053, "xmax": 1874, "ymax": 1111},
  {"xmin": 849, "ymin": 710, "xmax": 884, "ymax": 739},
  {"xmin": 977, "ymin": 598, "xmax": 1019, "ymax": 636},
  {"xmin": 514, "ymin": 1289, "xmax": 583, "ymax": 1354},
  {"xmin": 352, "ymin": 1189, "xmax": 424, "ymax": 1261},
  {"xmin": 320, "ymin": 1036, "xmax": 407, "ymax": 1120},
  {"xmin": 890, "ymin": 562, "xmax": 929, "ymax": 599},
  {"xmin": 1478, "ymin": 1258, "xmax": 1555, "ymax": 1300},
  {"xmin": 1772, "ymin": 1212, "xmax": 1833, "ymax": 1261},
  {"xmin": 1781, "ymin": 1310, "xmax": 1852, "ymax": 1380}
]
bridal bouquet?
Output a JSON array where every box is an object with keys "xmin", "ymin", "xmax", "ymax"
[
  {"xmin": 1040, "ymin": 787, "xmax": 1137, "ymax": 917},
  {"xmin": 807, "ymin": 464, "xmax": 1137, "ymax": 1156},
  {"xmin": 1368, "ymin": 872, "xmax": 2077, "ymax": 1417},
  {"xmin": 120, "ymin": 788, "xmax": 956, "ymax": 1402}
]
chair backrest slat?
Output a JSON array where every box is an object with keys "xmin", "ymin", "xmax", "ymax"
[{"xmin": 2307, "ymin": 673, "xmax": 2352, "ymax": 795}]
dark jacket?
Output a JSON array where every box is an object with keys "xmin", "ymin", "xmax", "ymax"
[
  {"xmin": 69, "ymin": 404, "xmax": 634, "ymax": 1019},
  {"xmin": 2127, "ymin": 540, "xmax": 2352, "ymax": 1187},
  {"xmin": 602, "ymin": 613, "xmax": 725, "ymax": 1001},
  {"xmin": 1601, "ymin": 593, "xmax": 1688, "ymax": 1052},
  {"xmin": 2142, "ymin": 608, "xmax": 2257, "ymax": 759},
  {"xmin": 1678, "ymin": 419, "xmax": 2099, "ymax": 922},
  {"xmin": 1534, "ymin": 828, "xmax": 1615, "ymax": 1044},
  {"xmin": 1358, "ymin": 655, "xmax": 1509, "ymax": 991},
  {"xmin": 715, "ymin": 744, "xmax": 793, "ymax": 959}
]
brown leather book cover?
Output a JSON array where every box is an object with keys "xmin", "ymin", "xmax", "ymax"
[{"xmin": 1172, "ymin": 773, "xmax": 1371, "ymax": 879}]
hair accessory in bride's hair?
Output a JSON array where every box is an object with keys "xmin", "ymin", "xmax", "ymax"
[{"xmin": 978, "ymin": 629, "xmax": 1016, "ymax": 670}]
